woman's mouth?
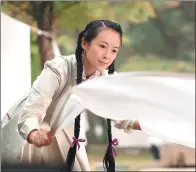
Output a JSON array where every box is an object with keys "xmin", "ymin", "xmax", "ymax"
[{"xmin": 98, "ymin": 60, "xmax": 108, "ymax": 65}]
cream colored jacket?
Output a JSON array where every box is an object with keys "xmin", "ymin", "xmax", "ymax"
[{"xmin": 1, "ymin": 55, "xmax": 132, "ymax": 170}]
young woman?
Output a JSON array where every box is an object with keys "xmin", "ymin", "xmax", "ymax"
[{"xmin": 1, "ymin": 20, "xmax": 141, "ymax": 171}]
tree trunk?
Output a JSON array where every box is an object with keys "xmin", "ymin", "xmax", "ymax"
[{"xmin": 31, "ymin": 2, "xmax": 54, "ymax": 68}]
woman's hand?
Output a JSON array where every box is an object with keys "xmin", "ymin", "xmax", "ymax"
[
  {"xmin": 114, "ymin": 119, "xmax": 141, "ymax": 131},
  {"xmin": 133, "ymin": 120, "xmax": 141, "ymax": 130},
  {"xmin": 27, "ymin": 128, "xmax": 53, "ymax": 147}
]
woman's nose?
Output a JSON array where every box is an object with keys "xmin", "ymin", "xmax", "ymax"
[{"xmin": 103, "ymin": 50, "xmax": 110, "ymax": 59}]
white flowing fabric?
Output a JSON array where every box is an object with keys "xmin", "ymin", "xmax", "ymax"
[
  {"xmin": 1, "ymin": 12, "xmax": 31, "ymax": 120},
  {"xmin": 51, "ymin": 72, "xmax": 195, "ymax": 148}
]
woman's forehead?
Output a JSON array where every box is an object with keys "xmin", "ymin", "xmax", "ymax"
[{"xmin": 93, "ymin": 28, "xmax": 121, "ymax": 46}]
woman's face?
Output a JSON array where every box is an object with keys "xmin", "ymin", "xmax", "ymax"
[{"xmin": 82, "ymin": 28, "xmax": 121, "ymax": 72}]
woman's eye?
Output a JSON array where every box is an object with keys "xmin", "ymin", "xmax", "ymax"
[
  {"xmin": 100, "ymin": 45, "xmax": 106, "ymax": 48},
  {"xmin": 113, "ymin": 50, "xmax": 117, "ymax": 53}
]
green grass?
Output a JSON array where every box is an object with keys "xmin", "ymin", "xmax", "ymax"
[{"xmin": 30, "ymin": 33, "xmax": 42, "ymax": 84}]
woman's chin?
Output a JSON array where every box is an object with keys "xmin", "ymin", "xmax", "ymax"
[
  {"xmin": 97, "ymin": 63, "xmax": 110, "ymax": 71},
  {"xmin": 96, "ymin": 66, "xmax": 107, "ymax": 72}
]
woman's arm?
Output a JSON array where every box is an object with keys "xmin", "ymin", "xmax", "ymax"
[{"xmin": 18, "ymin": 57, "xmax": 68, "ymax": 142}]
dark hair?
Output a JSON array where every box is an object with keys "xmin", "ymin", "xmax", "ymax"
[{"xmin": 65, "ymin": 20, "xmax": 123, "ymax": 172}]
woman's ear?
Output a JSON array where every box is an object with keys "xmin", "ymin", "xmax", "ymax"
[{"xmin": 81, "ymin": 38, "xmax": 87, "ymax": 50}]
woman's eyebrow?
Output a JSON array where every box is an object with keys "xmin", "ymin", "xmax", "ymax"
[{"xmin": 100, "ymin": 41, "xmax": 119, "ymax": 49}]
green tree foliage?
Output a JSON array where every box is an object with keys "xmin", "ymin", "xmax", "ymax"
[{"xmin": 125, "ymin": 2, "xmax": 195, "ymax": 60}]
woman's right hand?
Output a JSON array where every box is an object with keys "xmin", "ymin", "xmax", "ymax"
[{"xmin": 27, "ymin": 128, "xmax": 53, "ymax": 147}]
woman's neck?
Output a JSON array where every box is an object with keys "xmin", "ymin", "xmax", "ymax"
[{"xmin": 82, "ymin": 56, "xmax": 96, "ymax": 78}]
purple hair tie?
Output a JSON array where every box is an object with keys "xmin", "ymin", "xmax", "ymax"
[
  {"xmin": 110, "ymin": 138, "xmax": 119, "ymax": 156},
  {"xmin": 70, "ymin": 137, "xmax": 85, "ymax": 150}
]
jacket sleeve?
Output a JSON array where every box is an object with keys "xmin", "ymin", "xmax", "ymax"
[{"xmin": 18, "ymin": 57, "xmax": 68, "ymax": 140}]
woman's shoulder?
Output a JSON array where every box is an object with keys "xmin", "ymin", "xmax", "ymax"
[
  {"xmin": 61, "ymin": 54, "xmax": 76, "ymax": 63},
  {"xmin": 44, "ymin": 54, "xmax": 75, "ymax": 71}
]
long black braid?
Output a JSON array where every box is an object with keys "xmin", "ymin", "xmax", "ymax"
[
  {"xmin": 64, "ymin": 30, "xmax": 85, "ymax": 171},
  {"xmin": 103, "ymin": 61, "xmax": 116, "ymax": 171},
  {"xmin": 64, "ymin": 20, "xmax": 122, "ymax": 172}
]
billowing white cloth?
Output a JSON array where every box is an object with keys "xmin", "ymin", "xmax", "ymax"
[
  {"xmin": 52, "ymin": 72, "xmax": 195, "ymax": 148},
  {"xmin": 1, "ymin": 12, "xmax": 31, "ymax": 120}
]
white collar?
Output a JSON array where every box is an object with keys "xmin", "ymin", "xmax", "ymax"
[{"xmin": 72, "ymin": 54, "xmax": 104, "ymax": 81}]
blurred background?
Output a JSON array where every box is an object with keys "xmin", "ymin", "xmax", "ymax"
[{"xmin": 1, "ymin": 1, "xmax": 195, "ymax": 171}]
